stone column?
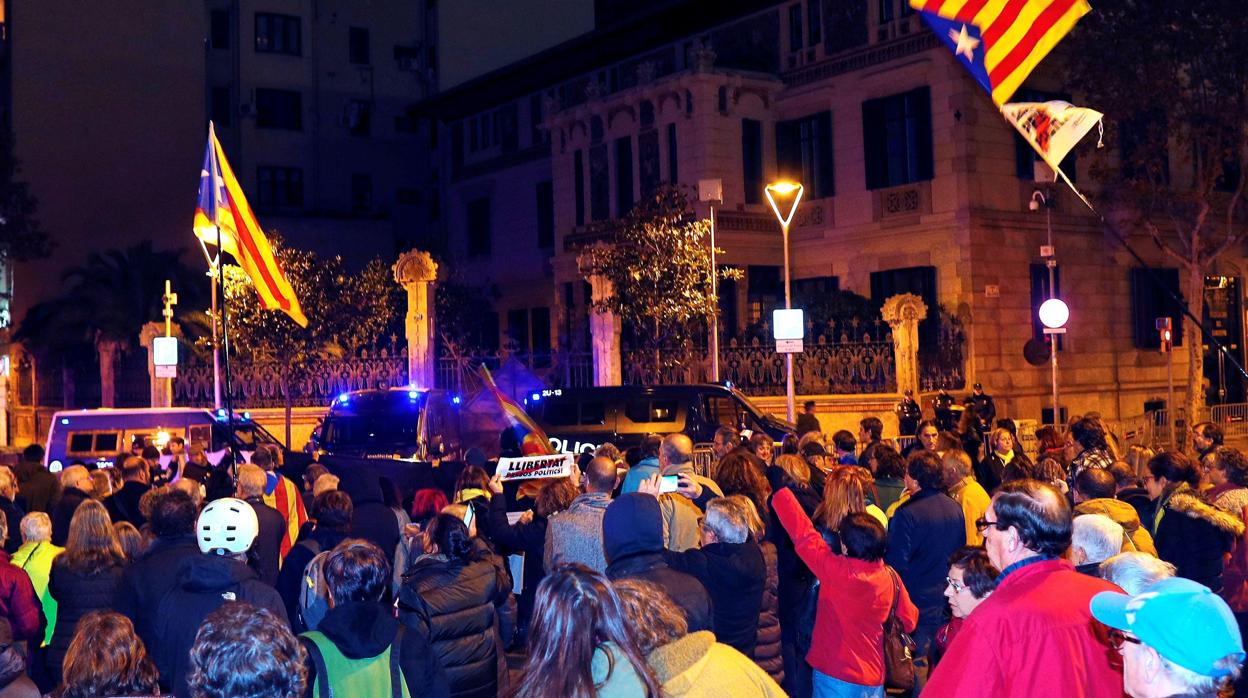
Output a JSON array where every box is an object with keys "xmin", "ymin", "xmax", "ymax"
[
  {"xmin": 393, "ymin": 250, "xmax": 439, "ymax": 389},
  {"xmin": 585, "ymin": 273, "xmax": 622, "ymax": 387},
  {"xmin": 140, "ymin": 321, "xmax": 182, "ymax": 408},
  {"xmin": 881, "ymin": 293, "xmax": 928, "ymax": 397}
]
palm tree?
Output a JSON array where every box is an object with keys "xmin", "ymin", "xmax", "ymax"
[{"xmin": 17, "ymin": 241, "xmax": 205, "ymax": 407}]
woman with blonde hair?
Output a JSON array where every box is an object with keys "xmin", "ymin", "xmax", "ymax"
[
  {"xmin": 112, "ymin": 521, "xmax": 145, "ymax": 561},
  {"xmin": 54, "ymin": 610, "xmax": 158, "ymax": 698},
  {"xmin": 46, "ymin": 500, "xmax": 127, "ymax": 686}
]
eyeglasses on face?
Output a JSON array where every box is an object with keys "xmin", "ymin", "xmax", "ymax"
[
  {"xmin": 1108, "ymin": 629, "xmax": 1142, "ymax": 654},
  {"xmin": 945, "ymin": 576, "xmax": 967, "ymax": 593},
  {"xmin": 975, "ymin": 517, "xmax": 1009, "ymax": 533}
]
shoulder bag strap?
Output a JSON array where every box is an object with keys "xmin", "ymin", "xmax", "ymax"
[
  {"xmin": 299, "ymin": 636, "xmax": 333, "ymax": 698},
  {"xmin": 886, "ymin": 565, "xmax": 901, "ymax": 621},
  {"xmin": 390, "ymin": 624, "xmax": 407, "ymax": 697},
  {"xmin": 17, "ymin": 542, "xmax": 40, "ymax": 571}
]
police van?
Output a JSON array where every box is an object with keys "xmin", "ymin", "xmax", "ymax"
[
  {"xmin": 527, "ymin": 383, "xmax": 793, "ymax": 455},
  {"xmin": 309, "ymin": 387, "xmax": 464, "ymax": 460},
  {"xmin": 44, "ymin": 407, "xmax": 283, "ymax": 471}
]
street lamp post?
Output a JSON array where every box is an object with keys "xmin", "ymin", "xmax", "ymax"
[
  {"xmin": 764, "ymin": 181, "xmax": 804, "ymax": 423},
  {"xmin": 1032, "ymin": 190, "xmax": 1062, "ymax": 426}
]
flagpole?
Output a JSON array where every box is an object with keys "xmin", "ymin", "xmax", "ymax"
[
  {"xmin": 216, "ymin": 222, "xmax": 238, "ymax": 472},
  {"xmin": 210, "ymin": 259, "xmax": 222, "ymax": 410}
]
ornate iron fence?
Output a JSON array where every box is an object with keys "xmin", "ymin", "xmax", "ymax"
[
  {"xmin": 623, "ymin": 319, "xmax": 897, "ymax": 395},
  {"xmin": 173, "ymin": 346, "xmax": 409, "ymax": 408},
  {"xmin": 919, "ymin": 310, "xmax": 967, "ymax": 391}
]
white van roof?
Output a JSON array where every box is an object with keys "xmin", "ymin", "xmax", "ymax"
[{"xmin": 50, "ymin": 407, "xmax": 215, "ymax": 420}]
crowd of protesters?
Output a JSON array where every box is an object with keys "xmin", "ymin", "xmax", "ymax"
[{"xmin": 0, "ymin": 402, "xmax": 1240, "ymax": 697}]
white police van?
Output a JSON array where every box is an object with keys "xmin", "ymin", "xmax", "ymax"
[{"xmin": 44, "ymin": 407, "xmax": 282, "ymax": 471}]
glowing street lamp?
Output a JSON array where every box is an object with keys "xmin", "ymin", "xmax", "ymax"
[
  {"xmin": 764, "ymin": 181, "xmax": 804, "ymax": 423},
  {"xmin": 1039, "ymin": 297, "xmax": 1068, "ymax": 428}
]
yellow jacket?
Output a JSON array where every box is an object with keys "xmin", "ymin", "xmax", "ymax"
[
  {"xmin": 648, "ymin": 631, "xmax": 787, "ymax": 697},
  {"xmin": 949, "ymin": 478, "xmax": 991, "ymax": 546}
]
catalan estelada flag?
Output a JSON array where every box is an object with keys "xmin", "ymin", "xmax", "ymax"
[
  {"xmin": 478, "ymin": 366, "xmax": 555, "ymax": 456},
  {"xmin": 909, "ymin": 0, "xmax": 1091, "ymax": 106},
  {"xmin": 194, "ymin": 122, "xmax": 308, "ymax": 327}
]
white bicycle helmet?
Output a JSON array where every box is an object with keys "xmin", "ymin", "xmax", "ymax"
[{"xmin": 197, "ymin": 497, "xmax": 259, "ymax": 555}]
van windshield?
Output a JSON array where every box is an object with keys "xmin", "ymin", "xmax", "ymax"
[{"xmin": 321, "ymin": 393, "xmax": 424, "ymax": 449}]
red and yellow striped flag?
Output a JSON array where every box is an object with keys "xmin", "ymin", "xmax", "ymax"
[
  {"xmin": 910, "ymin": 0, "xmax": 1091, "ymax": 106},
  {"xmin": 193, "ymin": 122, "xmax": 308, "ymax": 327}
]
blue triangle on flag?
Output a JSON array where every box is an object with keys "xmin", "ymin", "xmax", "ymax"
[{"xmin": 918, "ymin": 11, "xmax": 992, "ymax": 96}]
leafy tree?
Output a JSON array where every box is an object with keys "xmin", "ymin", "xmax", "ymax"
[
  {"xmin": 580, "ymin": 185, "xmax": 741, "ymax": 370},
  {"xmin": 220, "ymin": 234, "xmax": 396, "ymax": 446},
  {"xmin": 1069, "ymin": 0, "xmax": 1248, "ymax": 419},
  {"xmin": 0, "ymin": 129, "xmax": 53, "ymax": 264},
  {"xmin": 436, "ymin": 276, "xmax": 501, "ymax": 354}
]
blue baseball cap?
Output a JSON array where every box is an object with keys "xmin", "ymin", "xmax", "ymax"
[{"xmin": 1091, "ymin": 577, "xmax": 1246, "ymax": 677}]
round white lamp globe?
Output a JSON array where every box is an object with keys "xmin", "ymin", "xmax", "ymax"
[{"xmin": 1038, "ymin": 298, "xmax": 1070, "ymax": 329}]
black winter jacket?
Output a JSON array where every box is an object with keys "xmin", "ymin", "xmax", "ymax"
[
  {"xmin": 49, "ymin": 487, "xmax": 91, "ymax": 547},
  {"xmin": 244, "ymin": 496, "xmax": 287, "ymax": 588},
  {"xmin": 304, "ymin": 599, "xmax": 450, "ymax": 698},
  {"xmin": 1156, "ymin": 489, "xmax": 1245, "ymax": 593},
  {"xmin": 763, "ymin": 471, "xmax": 820, "ymax": 627},
  {"xmin": 105, "ymin": 480, "xmax": 150, "ymax": 528},
  {"xmin": 606, "ymin": 551, "xmax": 713, "ymax": 633},
  {"xmin": 113, "ymin": 534, "xmax": 201, "ymax": 650},
  {"xmin": 753, "ymin": 541, "xmax": 785, "ymax": 685},
  {"xmin": 885, "ymin": 488, "xmax": 966, "ymax": 626},
  {"xmin": 47, "ymin": 558, "xmax": 126, "ymax": 685},
  {"xmin": 398, "ymin": 554, "xmax": 506, "ymax": 698},
  {"xmin": 664, "ymin": 541, "xmax": 765, "ymax": 656},
  {"xmin": 153, "ymin": 553, "xmax": 288, "ymax": 697}
]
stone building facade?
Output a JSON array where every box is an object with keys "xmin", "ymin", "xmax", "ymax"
[{"xmin": 426, "ymin": 0, "xmax": 1243, "ymax": 427}]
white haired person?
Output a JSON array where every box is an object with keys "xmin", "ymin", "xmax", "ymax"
[
  {"xmin": 1092, "ymin": 577, "xmax": 1245, "ymax": 697},
  {"xmin": 1099, "ymin": 552, "xmax": 1176, "ymax": 595},
  {"xmin": 1071, "ymin": 514, "xmax": 1125, "ymax": 577},
  {"xmin": 11, "ymin": 512, "xmax": 61, "ymax": 650}
]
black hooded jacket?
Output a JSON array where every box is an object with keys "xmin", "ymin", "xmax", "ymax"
[
  {"xmin": 306, "ymin": 600, "xmax": 450, "ymax": 697},
  {"xmin": 153, "ymin": 553, "xmax": 288, "ymax": 697},
  {"xmin": 603, "ymin": 494, "xmax": 713, "ymax": 633},
  {"xmin": 342, "ymin": 474, "xmax": 400, "ymax": 564},
  {"xmin": 664, "ymin": 541, "xmax": 765, "ymax": 656}
]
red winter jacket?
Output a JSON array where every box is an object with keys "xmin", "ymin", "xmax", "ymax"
[
  {"xmin": 0, "ymin": 551, "xmax": 43, "ymax": 642},
  {"xmin": 772, "ymin": 488, "xmax": 918, "ymax": 686},
  {"xmin": 925, "ymin": 557, "xmax": 1124, "ymax": 697}
]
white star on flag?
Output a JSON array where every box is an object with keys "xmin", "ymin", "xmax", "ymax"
[{"xmin": 948, "ymin": 24, "xmax": 980, "ymax": 61}]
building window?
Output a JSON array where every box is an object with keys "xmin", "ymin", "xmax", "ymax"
[
  {"xmin": 776, "ymin": 111, "xmax": 834, "ymax": 198},
  {"xmin": 210, "ymin": 87, "xmax": 232, "ymax": 128},
  {"xmin": 788, "ymin": 4, "xmax": 804, "ymax": 50},
  {"xmin": 467, "ymin": 197, "xmax": 491, "ymax": 257},
  {"xmin": 590, "ymin": 145, "xmax": 609, "ymax": 221},
  {"xmin": 351, "ymin": 173, "xmax": 372, "ymax": 212},
  {"xmin": 536, "ymin": 181, "xmax": 554, "ymax": 249},
  {"xmin": 210, "ymin": 10, "xmax": 231, "ymax": 50},
  {"xmin": 667, "ymin": 123, "xmax": 678, "ymax": 184},
  {"xmin": 574, "ymin": 150, "xmax": 586, "ymax": 226},
  {"xmin": 615, "ymin": 136, "xmax": 634, "ymax": 216},
  {"xmin": 255, "ymin": 89, "xmax": 302, "ymax": 130},
  {"xmin": 862, "ymin": 86, "xmax": 933, "ymax": 190},
  {"xmin": 808, "ymin": 0, "xmax": 822, "ymax": 45},
  {"xmin": 256, "ymin": 167, "xmax": 303, "ymax": 208},
  {"xmin": 1029, "ymin": 263, "xmax": 1063, "ymax": 349},
  {"xmin": 1131, "ymin": 267, "xmax": 1184, "ymax": 349},
  {"xmin": 746, "ymin": 266, "xmax": 782, "ymax": 326},
  {"xmin": 529, "ymin": 94, "xmax": 544, "ymax": 146},
  {"xmin": 255, "ymin": 13, "xmax": 301, "ymax": 56},
  {"xmin": 793, "ymin": 276, "xmax": 839, "ymax": 308},
  {"xmin": 346, "ymin": 100, "xmax": 371, "ymax": 136},
  {"xmin": 532, "ymin": 307, "xmax": 552, "ymax": 356},
  {"xmin": 348, "ymin": 27, "xmax": 370, "ymax": 65},
  {"xmin": 507, "ymin": 309, "xmax": 530, "ymax": 353},
  {"xmin": 742, "ymin": 119, "xmax": 763, "ymax": 204}
]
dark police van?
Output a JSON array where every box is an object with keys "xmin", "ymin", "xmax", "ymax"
[
  {"xmin": 527, "ymin": 383, "xmax": 793, "ymax": 455},
  {"xmin": 310, "ymin": 387, "xmax": 464, "ymax": 460}
]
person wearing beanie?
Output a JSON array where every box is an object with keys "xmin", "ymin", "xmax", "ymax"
[
  {"xmin": 602, "ymin": 493, "xmax": 712, "ymax": 632},
  {"xmin": 1091, "ymin": 577, "xmax": 1245, "ymax": 697}
]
